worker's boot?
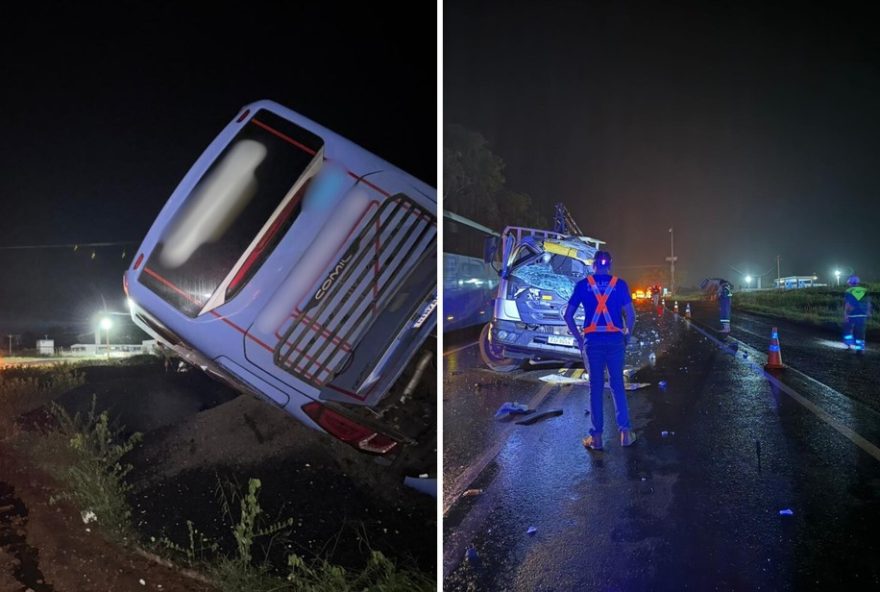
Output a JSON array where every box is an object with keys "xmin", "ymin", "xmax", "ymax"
[
  {"xmin": 620, "ymin": 429, "xmax": 638, "ymax": 447},
  {"xmin": 582, "ymin": 433, "xmax": 603, "ymax": 451}
]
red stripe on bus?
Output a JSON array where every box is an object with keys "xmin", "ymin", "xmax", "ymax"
[
  {"xmin": 277, "ymin": 310, "xmax": 353, "ymax": 353},
  {"xmin": 245, "ymin": 119, "xmax": 393, "ymax": 199},
  {"xmin": 227, "ymin": 181, "xmax": 307, "ymax": 295},
  {"xmin": 251, "ymin": 118, "xmax": 318, "ymax": 156},
  {"xmin": 348, "ymin": 171, "xmax": 391, "ymax": 197},
  {"xmin": 143, "ymin": 268, "xmax": 204, "ymax": 306},
  {"xmin": 326, "ymin": 382, "xmax": 374, "ymax": 401}
]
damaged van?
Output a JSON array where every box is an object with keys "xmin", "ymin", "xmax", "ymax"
[{"xmin": 480, "ymin": 226, "xmax": 604, "ymax": 371}]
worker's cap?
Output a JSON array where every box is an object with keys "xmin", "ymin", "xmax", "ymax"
[
  {"xmin": 848, "ymin": 274, "xmax": 860, "ymax": 286},
  {"xmin": 593, "ymin": 251, "xmax": 612, "ymax": 268}
]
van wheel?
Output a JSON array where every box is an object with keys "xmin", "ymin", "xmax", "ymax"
[{"xmin": 479, "ymin": 324, "xmax": 520, "ymax": 372}]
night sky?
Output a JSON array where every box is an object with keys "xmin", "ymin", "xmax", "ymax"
[
  {"xmin": 0, "ymin": 1, "xmax": 435, "ymax": 338},
  {"xmin": 445, "ymin": 0, "xmax": 880, "ymax": 289}
]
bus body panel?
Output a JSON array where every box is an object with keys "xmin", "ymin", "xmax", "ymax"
[
  {"xmin": 442, "ymin": 213, "xmax": 499, "ymax": 332},
  {"xmin": 125, "ymin": 100, "xmax": 436, "ymax": 451}
]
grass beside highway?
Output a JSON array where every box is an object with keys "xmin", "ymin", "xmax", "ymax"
[{"xmin": 733, "ymin": 284, "xmax": 880, "ymax": 335}]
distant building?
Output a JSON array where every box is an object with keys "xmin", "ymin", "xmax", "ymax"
[
  {"xmin": 774, "ymin": 275, "xmax": 821, "ymax": 289},
  {"xmin": 67, "ymin": 343, "xmax": 145, "ymax": 356},
  {"xmin": 36, "ymin": 339, "xmax": 54, "ymax": 355}
]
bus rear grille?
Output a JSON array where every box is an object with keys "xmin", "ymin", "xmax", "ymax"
[{"xmin": 274, "ymin": 195, "xmax": 436, "ymax": 389}]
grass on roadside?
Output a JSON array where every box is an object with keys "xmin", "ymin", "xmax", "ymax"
[
  {"xmin": 31, "ymin": 395, "xmax": 143, "ymax": 544},
  {"xmin": 733, "ymin": 284, "xmax": 880, "ymax": 333},
  {"xmin": 4, "ymin": 365, "xmax": 435, "ymax": 591},
  {"xmin": 0, "ymin": 364, "xmax": 85, "ymax": 437},
  {"xmin": 155, "ymin": 476, "xmax": 435, "ymax": 592}
]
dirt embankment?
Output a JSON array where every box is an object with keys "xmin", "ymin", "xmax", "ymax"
[
  {"xmin": 0, "ymin": 443, "xmax": 214, "ymax": 592},
  {"xmin": 0, "ymin": 360, "xmax": 436, "ymax": 590}
]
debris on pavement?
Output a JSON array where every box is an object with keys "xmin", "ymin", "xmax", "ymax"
[
  {"xmin": 779, "ymin": 508, "xmax": 794, "ymax": 516},
  {"xmin": 494, "ymin": 402, "xmax": 531, "ymax": 419},
  {"xmin": 81, "ymin": 510, "xmax": 97, "ymax": 524},
  {"xmin": 539, "ymin": 369, "xmax": 589, "ymax": 384},
  {"xmin": 403, "ymin": 475, "xmax": 437, "ymax": 497},
  {"xmin": 516, "ymin": 409, "xmax": 564, "ymax": 425},
  {"xmin": 465, "ymin": 545, "xmax": 479, "ymax": 563},
  {"xmin": 527, "ymin": 526, "xmax": 538, "ymax": 536},
  {"xmin": 659, "ymin": 380, "xmax": 668, "ymax": 389},
  {"xmin": 661, "ymin": 430, "xmax": 676, "ymax": 438},
  {"xmin": 461, "ymin": 488, "xmax": 484, "ymax": 498}
]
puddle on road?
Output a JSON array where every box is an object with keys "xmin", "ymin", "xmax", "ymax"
[{"xmin": 0, "ymin": 481, "xmax": 55, "ymax": 592}]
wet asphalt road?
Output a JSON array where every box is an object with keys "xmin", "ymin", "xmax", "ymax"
[
  {"xmin": 443, "ymin": 303, "xmax": 880, "ymax": 590},
  {"xmin": 688, "ymin": 301, "xmax": 880, "ymax": 414}
]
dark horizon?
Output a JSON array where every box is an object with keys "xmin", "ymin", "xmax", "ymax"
[{"xmin": 445, "ymin": 0, "xmax": 880, "ymax": 288}]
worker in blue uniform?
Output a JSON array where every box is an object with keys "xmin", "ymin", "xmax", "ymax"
[
  {"xmin": 843, "ymin": 275, "xmax": 871, "ymax": 354},
  {"xmin": 564, "ymin": 250, "xmax": 638, "ymax": 450},
  {"xmin": 719, "ymin": 281, "xmax": 732, "ymax": 333}
]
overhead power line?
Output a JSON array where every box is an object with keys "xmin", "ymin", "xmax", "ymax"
[{"xmin": 0, "ymin": 241, "xmax": 137, "ymax": 251}]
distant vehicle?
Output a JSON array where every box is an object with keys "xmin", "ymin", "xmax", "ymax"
[
  {"xmin": 634, "ymin": 289, "xmax": 647, "ymax": 300},
  {"xmin": 443, "ymin": 211, "xmax": 499, "ymax": 332},
  {"xmin": 479, "ymin": 225, "xmax": 604, "ymax": 371},
  {"xmin": 124, "ymin": 100, "xmax": 437, "ymax": 458}
]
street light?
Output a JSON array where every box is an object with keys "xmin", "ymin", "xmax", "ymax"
[
  {"xmin": 745, "ymin": 275, "xmax": 753, "ymax": 290},
  {"xmin": 100, "ymin": 317, "xmax": 112, "ymax": 355},
  {"xmin": 834, "ymin": 269, "xmax": 841, "ymax": 286}
]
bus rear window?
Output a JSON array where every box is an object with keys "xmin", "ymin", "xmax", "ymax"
[{"xmin": 140, "ymin": 110, "xmax": 323, "ymax": 316}]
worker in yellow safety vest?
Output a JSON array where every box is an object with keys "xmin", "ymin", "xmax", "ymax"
[{"xmin": 844, "ymin": 275, "xmax": 871, "ymax": 354}]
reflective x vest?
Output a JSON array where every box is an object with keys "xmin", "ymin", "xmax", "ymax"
[{"xmin": 583, "ymin": 275, "xmax": 622, "ymax": 334}]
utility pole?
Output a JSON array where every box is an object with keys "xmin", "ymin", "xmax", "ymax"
[
  {"xmin": 7, "ymin": 335, "xmax": 11, "ymax": 356},
  {"xmin": 665, "ymin": 227, "xmax": 677, "ymax": 295},
  {"xmin": 776, "ymin": 255, "xmax": 781, "ymax": 289}
]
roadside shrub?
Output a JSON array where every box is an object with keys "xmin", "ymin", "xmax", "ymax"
[
  {"xmin": 734, "ymin": 286, "xmax": 880, "ymax": 333},
  {"xmin": 41, "ymin": 396, "xmax": 142, "ymax": 543},
  {"xmin": 0, "ymin": 364, "xmax": 85, "ymax": 430},
  {"xmin": 157, "ymin": 477, "xmax": 435, "ymax": 592}
]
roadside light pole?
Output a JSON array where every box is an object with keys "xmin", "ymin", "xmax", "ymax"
[
  {"xmin": 835, "ymin": 269, "xmax": 841, "ymax": 286},
  {"xmin": 100, "ymin": 317, "xmax": 112, "ymax": 358},
  {"xmin": 776, "ymin": 255, "xmax": 781, "ymax": 289},
  {"xmin": 666, "ymin": 227, "xmax": 677, "ymax": 296}
]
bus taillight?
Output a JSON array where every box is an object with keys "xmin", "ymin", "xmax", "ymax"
[{"xmin": 302, "ymin": 402, "xmax": 398, "ymax": 455}]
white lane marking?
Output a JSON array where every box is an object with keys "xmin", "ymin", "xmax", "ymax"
[
  {"xmin": 443, "ymin": 341, "xmax": 478, "ymax": 357},
  {"xmin": 443, "ymin": 380, "xmax": 557, "ymax": 515},
  {"xmin": 680, "ymin": 314, "xmax": 880, "ymax": 463}
]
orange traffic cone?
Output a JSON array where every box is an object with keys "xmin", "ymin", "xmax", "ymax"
[
  {"xmin": 674, "ymin": 301, "xmax": 679, "ymax": 313},
  {"xmin": 764, "ymin": 327, "xmax": 785, "ymax": 370},
  {"xmin": 685, "ymin": 303, "xmax": 692, "ymax": 319}
]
